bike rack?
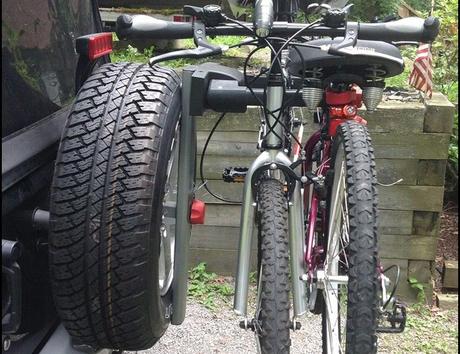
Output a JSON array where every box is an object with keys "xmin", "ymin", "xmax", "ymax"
[{"xmin": 171, "ymin": 67, "xmax": 196, "ymax": 325}]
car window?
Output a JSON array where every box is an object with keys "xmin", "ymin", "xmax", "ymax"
[{"xmin": 2, "ymin": 0, "xmax": 100, "ymax": 138}]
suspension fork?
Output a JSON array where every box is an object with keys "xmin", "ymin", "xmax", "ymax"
[
  {"xmin": 234, "ymin": 75, "xmax": 307, "ymax": 317},
  {"xmin": 233, "ymin": 150, "xmax": 308, "ymax": 318}
]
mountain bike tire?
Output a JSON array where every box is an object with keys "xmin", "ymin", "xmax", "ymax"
[
  {"xmin": 255, "ymin": 178, "xmax": 291, "ymax": 354},
  {"xmin": 322, "ymin": 121, "xmax": 379, "ymax": 354}
]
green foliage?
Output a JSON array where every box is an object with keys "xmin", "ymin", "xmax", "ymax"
[
  {"xmin": 384, "ymin": 57, "xmax": 412, "ymax": 89},
  {"xmin": 110, "ymin": 36, "xmax": 247, "ymax": 68},
  {"xmin": 403, "ymin": 0, "xmax": 432, "ymax": 14},
  {"xmin": 378, "ymin": 304, "xmax": 458, "ymax": 353},
  {"xmin": 408, "ymin": 277, "xmax": 427, "ymax": 304},
  {"xmin": 188, "ymin": 262, "xmax": 234, "ymax": 310},
  {"xmin": 110, "ymin": 44, "xmax": 154, "ymax": 63},
  {"xmin": 433, "ymin": 0, "xmax": 458, "ymax": 91},
  {"xmin": 348, "ymin": 0, "xmax": 401, "ymax": 21},
  {"xmin": 431, "ymin": 0, "xmax": 458, "ymax": 197},
  {"xmin": 383, "ymin": 47, "xmax": 415, "ymax": 89},
  {"xmin": 2, "ymin": 22, "xmax": 40, "ymax": 91}
]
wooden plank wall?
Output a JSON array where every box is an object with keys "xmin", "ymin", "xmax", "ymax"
[{"xmin": 189, "ymin": 92, "xmax": 454, "ymax": 303}]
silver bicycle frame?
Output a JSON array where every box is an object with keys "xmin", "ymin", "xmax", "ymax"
[
  {"xmin": 173, "ymin": 68, "xmax": 308, "ymax": 324},
  {"xmin": 233, "ymin": 85, "xmax": 308, "ymax": 318}
]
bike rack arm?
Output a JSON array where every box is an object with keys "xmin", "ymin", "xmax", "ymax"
[{"xmin": 171, "ymin": 67, "xmax": 197, "ymax": 325}]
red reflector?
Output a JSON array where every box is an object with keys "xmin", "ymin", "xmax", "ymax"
[
  {"xmin": 173, "ymin": 15, "xmax": 185, "ymax": 22},
  {"xmin": 173, "ymin": 15, "xmax": 191, "ymax": 22},
  {"xmin": 87, "ymin": 32, "xmax": 113, "ymax": 61},
  {"xmin": 190, "ymin": 199, "xmax": 206, "ymax": 224}
]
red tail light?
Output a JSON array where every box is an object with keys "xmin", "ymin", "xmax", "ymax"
[{"xmin": 76, "ymin": 32, "xmax": 113, "ymax": 61}]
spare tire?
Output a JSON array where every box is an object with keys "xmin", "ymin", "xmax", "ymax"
[{"xmin": 49, "ymin": 62, "xmax": 181, "ymax": 351}]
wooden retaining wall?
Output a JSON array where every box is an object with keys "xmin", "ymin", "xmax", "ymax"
[{"xmin": 189, "ymin": 92, "xmax": 454, "ymax": 303}]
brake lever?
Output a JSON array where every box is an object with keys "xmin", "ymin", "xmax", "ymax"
[
  {"xmin": 149, "ymin": 46, "xmax": 224, "ymax": 66},
  {"xmin": 325, "ymin": 22, "xmax": 359, "ymax": 56},
  {"xmin": 149, "ymin": 11, "xmax": 226, "ymax": 66}
]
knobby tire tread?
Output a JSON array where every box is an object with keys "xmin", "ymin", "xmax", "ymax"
[
  {"xmin": 323, "ymin": 121, "xmax": 379, "ymax": 354},
  {"xmin": 257, "ymin": 179, "xmax": 291, "ymax": 354}
]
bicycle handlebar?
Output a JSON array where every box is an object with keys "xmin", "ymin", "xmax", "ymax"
[{"xmin": 116, "ymin": 14, "xmax": 439, "ymax": 43}]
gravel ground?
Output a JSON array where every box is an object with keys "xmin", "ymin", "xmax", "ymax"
[
  {"xmin": 128, "ymin": 205, "xmax": 459, "ymax": 354},
  {"xmin": 128, "ymin": 296, "xmax": 322, "ymax": 354}
]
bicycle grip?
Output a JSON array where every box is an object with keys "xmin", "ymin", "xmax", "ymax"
[
  {"xmin": 116, "ymin": 14, "xmax": 194, "ymax": 40},
  {"xmin": 359, "ymin": 16, "xmax": 440, "ymax": 43}
]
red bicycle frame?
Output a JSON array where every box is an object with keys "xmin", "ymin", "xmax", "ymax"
[{"xmin": 302, "ymin": 85, "xmax": 368, "ymax": 281}]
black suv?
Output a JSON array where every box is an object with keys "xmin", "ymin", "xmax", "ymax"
[{"xmin": 2, "ymin": 1, "xmax": 110, "ymax": 353}]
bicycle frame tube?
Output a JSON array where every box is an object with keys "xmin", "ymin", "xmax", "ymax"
[
  {"xmin": 171, "ymin": 67, "xmax": 196, "ymax": 325},
  {"xmin": 287, "ymin": 176, "xmax": 308, "ymax": 317},
  {"xmin": 304, "ymin": 132, "xmax": 332, "ymax": 280},
  {"xmin": 233, "ymin": 151, "xmax": 272, "ymax": 316},
  {"xmin": 265, "ymin": 86, "xmax": 284, "ymax": 148}
]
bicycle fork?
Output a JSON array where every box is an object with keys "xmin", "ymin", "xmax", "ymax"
[{"xmin": 233, "ymin": 84, "xmax": 308, "ymax": 319}]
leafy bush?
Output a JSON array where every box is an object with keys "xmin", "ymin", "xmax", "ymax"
[
  {"xmin": 188, "ymin": 262, "xmax": 234, "ymax": 310},
  {"xmin": 403, "ymin": 0, "xmax": 432, "ymax": 14},
  {"xmin": 432, "ymin": 0, "xmax": 458, "ymax": 198},
  {"xmin": 348, "ymin": 0, "xmax": 400, "ymax": 21},
  {"xmin": 408, "ymin": 276, "xmax": 427, "ymax": 304}
]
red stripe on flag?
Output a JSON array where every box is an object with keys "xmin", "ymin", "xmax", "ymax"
[{"xmin": 409, "ymin": 43, "xmax": 433, "ymax": 98}]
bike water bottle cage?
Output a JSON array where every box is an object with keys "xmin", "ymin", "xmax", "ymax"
[{"xmin": 149, "ymin": 6, "xmax": 226, "ymax": 66}]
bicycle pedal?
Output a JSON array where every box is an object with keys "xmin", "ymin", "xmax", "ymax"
[
  {"xmin": 377, "ymin": 299, "xmax": 407, "ymax": 333},
  {"xmin": 223, "ymin": 167, "xmax": 248, "ymax": 183}
]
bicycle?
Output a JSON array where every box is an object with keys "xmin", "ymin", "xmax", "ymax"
[{"xmin": 48, "ymin": 0, "xmax": 439, "ymax": 353}]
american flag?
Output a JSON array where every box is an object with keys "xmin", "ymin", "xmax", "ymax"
[{"xmin": 409, "ymin": 43, "xmax": 433, "ymax": 99}]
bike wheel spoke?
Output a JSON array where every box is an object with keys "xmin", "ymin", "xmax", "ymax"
[{"xmin": 323, "ymin": 148, "xmax": 350, "ymax": 354}]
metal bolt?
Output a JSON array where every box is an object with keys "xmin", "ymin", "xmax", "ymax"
[
  {"xmin": 290, "ymin": 321, "xmax": 302, "ymax": 330},
  {"xmin": 270, "ymin": 163, "xmax": 277, "ymax": 170},
  {"xmin": 160, "ymin": 224, "xmax": 167, "ymax": 238},
  {"xmin": 300, "ymin": 274, "xmax": 309, "ymax": 281},
  {"xmin": 300, "ymin": 176, "xmax": 309, "ymax": 184}
]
